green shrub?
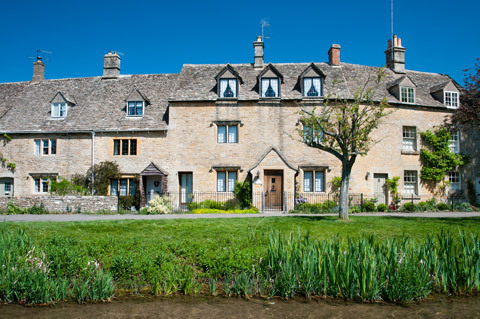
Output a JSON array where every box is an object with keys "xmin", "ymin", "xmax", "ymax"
[
  {"xmin": 456, "ymin": 202, "xmax": 473, "ymax": 212},
  {"xmin": 191, "ymin": 208, "xmax": 258, "ymax": 214},
  {"xmin": 50, "ymin": 177, "xmax": 89, "ymax": 196},
  {"xmin": 234, "ymin": 181, "xmax": 252, "ymax": 208},
  {"xmin": 437, "ymin": 202, "xmax": 449, "ymax": 211},
  {"xmin": 5, "ymin": 201, "xmax": 24, "ymax": 214},
  {"xmin": 146, "ymin": 195, "xmax": 172, "ymax": 214},
  {"xmin": 349, "ymin": 205, "xmax": 361, "ymax": 214},
  {"xmin": 417, "ymin": 202, "xmax": 430, "ymax": 212},
  {"xmin": 25, "ymin": 203, "xmax": 48, "ymax": 214},
  {"xmin": 362, "ymin": 200, "xmax": 376, "ymax": 212},
  {"xmin": 119, "ymin": 195, "xmax": 138, "ymax": 211},
  {"xmin": 377, "ymin": 203, "xmax": 388, "ymax": 212},
  {"xmin": 403, "ymin": 202, "xmax": 416, "ymax": 212}
]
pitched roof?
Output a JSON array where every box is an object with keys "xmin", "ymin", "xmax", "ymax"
[
  {"xmin": 171, "ymin": 62, "xmax": 458, "ymax": 108},
  {"xmin": 0, "ymin": 73, "xmax": 177, "ymax": 133}
]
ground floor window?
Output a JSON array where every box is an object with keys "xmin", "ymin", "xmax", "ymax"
[
  {"xmin": 110, "ymin": 178, "xmax": 136, "ymax": 196},
  {"xmin": 403, "ymin": 170, "xmax": 418, "ymax": 195},
  {"xmin": 34, "ymin": 177, "xmax": 50, "ymax": 193},
  {"xmin": 449, "ymin": 172, "xmax": 461, "ymax": 191},
  {"xmin": 217, "ymin": 171, "xmax": 237, "ymax": 192},
  {"xmin": 303, "ymin": 170, "xmax": 325, "ymax": 192}
]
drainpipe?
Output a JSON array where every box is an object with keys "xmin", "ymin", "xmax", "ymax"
[{"xmin": 91, "ymin": 131, "xmax": 95, "ymax": 195}]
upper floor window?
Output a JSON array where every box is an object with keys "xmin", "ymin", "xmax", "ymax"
[
  {"xmin": 51, "ymin": 102, "xmax": 67, "ymax": 118},
  {"xmin": 404, "ymin": 170, "xmax": 418, "ymax": 195},
  {"xmin": 303, "ymin": 125, "xmax": 323, "ymax": 144},
  {"xmin": 34, "ymin": 139, "xmax": 56, "ymax": 155},
  {"xmin": 113, "ymin": 139, "xmax": 137, "ymax": 156},
  {"xmin": 449, "ymin": 131, "xmax": 460, "ymax": 154},
  {"xmin": 303, "ymin": 78, "xmax": 322, "ymax": 97},
  {"xmin": 402, "ymin": 126, "xmax": 417, "ymax": 152},
  {"xmin": 217, "ymin": 170, "xmax": 237, "ymax": 192},
  {"xmin": 261, "ymin": 78, "xmax": 279, "ymax": 98},
  {"xmin": 448, "ymin": 172, "xmax": 461, "ymax": 191},
  {"xmin": 401, "ymin": 87, "xmax": 415, "ymax": 104},
  {"xmin": 445, "ymin": 91, "xmax": 459, "ymax": 108},
  {"xmin": 219, "ymin": 79, "xmax": 237, "ymax": 98},
  {"xmin": 127, "ymin": 101, "xmax": 144, "ymax": 117},
  {"xmin": 217, "ymin": 125, "xmax": 238, "ymax": 143},
  {"xmin": 304, "ymin": 170, "xmax": 325, "ymax": 192}
]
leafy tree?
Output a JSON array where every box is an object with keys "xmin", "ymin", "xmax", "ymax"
[
  {"xmin": 420, "ymin": 128, "xmax": 464, "ymax": 185},
  {"xmin": 299, "ymin": 70, "xmax": 390, "ymax": 220},
  {"xmin": 86, "ymin": 161, "xmax": 120, "ymax": 195},
  {"xmin": 449, "ymin": 58, "xmax": 480, "ymax": 128}
]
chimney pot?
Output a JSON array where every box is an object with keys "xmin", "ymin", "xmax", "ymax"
[
  {"xmin": 328, "ymin": 44, "xmax": 341, "ymax": 66},
  {"xmin": 385, "ymin": 36, "xmax": 406, "ymax": 73},
  {"xmin": 32, "ymin": 57, "xmax": 45, "ymax": 82},
  {"xmin": 103, "ymin": 51, "xmax": 121, "ymax": 79},
  {"xmin": 253, "ymin": 37, "xmax": 264, "ymax": 69}
]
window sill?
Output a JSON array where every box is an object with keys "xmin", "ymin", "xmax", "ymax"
[
  {"xmin": 401, "ymin": 150, "xmax": 420, "ymax": 155},
  {"xmin": 126, "ymin": 116, "xmax": 143, "ymax": 119}
]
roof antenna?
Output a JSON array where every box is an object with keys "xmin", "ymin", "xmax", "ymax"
[
  {"xmin": 260, "ymin": 18, "xmax": 270, "ymax": 41},
  {"xmin": 29, "ymin": 49, "xmax": 53, "ymax": 62}
]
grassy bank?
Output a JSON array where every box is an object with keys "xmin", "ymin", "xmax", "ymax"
[{"xmin": 2, "ymin": 216, "xmax": 480, "ymax": 304}]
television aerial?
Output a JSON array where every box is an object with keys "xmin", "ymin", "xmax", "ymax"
[
  {"xmin": 260, "ymin": 18, "xmax": 270, "ymax": 41},
  {"xmin": 28, "ymin": 49, "xmax": 53, "ymax": 62}
]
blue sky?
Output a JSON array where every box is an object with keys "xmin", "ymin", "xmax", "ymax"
[{"xmin": 0, "ymin": 0, "xmax": 478, "ymax": 84}]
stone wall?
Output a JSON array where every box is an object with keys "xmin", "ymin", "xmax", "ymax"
[{"xmin": 0, "ymin": 196, "xmax": 117, "ymax": 213}]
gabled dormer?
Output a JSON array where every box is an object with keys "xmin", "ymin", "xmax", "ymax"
[
  {"xmin": 50, "ymin": 92, "xmax": 76, "ymax": 118},
  {"xmin": 215, "ymin": 64, "xmax": 243, "ymax": 98},
  {"xmin": 299, "ymin": 63, "xmax": 325, "ymax": 98},
  {"xmin": 388, "ymin": 76, "xmax": 416, "ymax": 104},
  {"xmin": 258, "ymin": 63, "xmax": 283, "ymax": 98},
  {"xmin": 125, "ymin": 88, "xmax": 150, "ymax": 117},
  {"xmin": 430, "ymin": 80, "xmax": 460, "ymax": 109}
]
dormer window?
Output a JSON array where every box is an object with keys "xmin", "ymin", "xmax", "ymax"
[
  {"xmin": 219, "ymin": 79, "xmax": 237, "ymax": 98},
  {"xmin": 445, "ymin": 91, "xmax": 459, "ymax": 108},
  {"xmin": 261, "ymin": 78, "xmax": 279, "ymax": 98},
  {"xmin": 127, "ymin": 101, "xmax": 144, "ymax": 117},
  {"xmin": 51, "ymin": 102, "xmax": 67, "ymax": 118},
  {"xmin": 303, "ymin": 78, "xmax": 322, "ymax": 97},
  {"xmin": 401, "ymin": 86, "xmax": 415, "ymax": 104}
]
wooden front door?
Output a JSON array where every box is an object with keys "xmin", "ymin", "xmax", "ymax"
[
  {"xmin": 264, "ymin": 170, "xmax": 283, "ymax": 209},
  {"xmin": 373, "ymin": 173, "xmax": 388, "ymax": 205}
]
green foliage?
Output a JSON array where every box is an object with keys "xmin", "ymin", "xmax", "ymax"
[
  {"xmin": 50, "ymin": 177, "xmax": 89, "ymax": 196},
  {"xmin": 403, "ymin": 202, "xmax": 416, "ymax": 212},
  {"xmin": 437, "ymin": 202, "xmax": 449, "ymax": 211},
  {"xmin": 330, "ymin": 176, "xmax": 342, "ymax": 194},
  {"xmin": 362, "ymin": 200, "xmax": 376, "ymax": 212},
  {"xmin": 3, "ymin": 133, "xmax": 12, "ymax": 142},
  {"xmin": 377, "ymin": 203, "xmax": 388, "ymax": 212},
  {"xmin": 187, "ymin": 199, "xmax": 240, "ymax": 211},
  {"xmin": 145, "ymin": 195, "xmax": 172, "ymax": 214},
  {"xmin": 349, "ymin": 205, "xmax": 361, "ymax": 214},
  {"xmin": 119, "ymin": 196, "xmax": 138, "ymax": 210},
  {"xmin": 467, "ymin": 180, "xmax": 478, "ymax": 206},
  {"xmin": 86, "ymin": 161, "xmax": 120, "ymax": 195},
  {"xmin": 190, "ymin": 208, "xmax": 258, "ymax": 214},
  {"xmin": 385, "ymin": 176, "xmax": 400, "ymax": 204},
  {"xmin": 234, "ymin": 181, "xmax": 252, "ymax": 208},
  {"xmin": 420, "ymin": 128, "xmax": 464, "ymax": 182},
  {"xmin": 2, "ymin": 201, "xmax": 48, "ymax": 214},
  {"xmin": 294, "ymin": 200, "xmax": 337, "ymax": 214},
  {"xmin": 6, "ymin": 162, "xmax": 15, "ymax": 170}
]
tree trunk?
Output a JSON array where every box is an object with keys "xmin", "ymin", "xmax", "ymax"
[{"xmin": 338, "ymin": 162, "xmax": 352, "ymax": 220}]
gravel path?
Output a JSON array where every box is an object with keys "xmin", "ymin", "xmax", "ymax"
[{"xmin": 1, "ymin": 211, "xmax": 480, "ymax": 222}]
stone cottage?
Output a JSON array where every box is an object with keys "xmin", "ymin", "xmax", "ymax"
[{"xmin": 0, "ymin": 36, "xmax": 477, "ymax": 210}]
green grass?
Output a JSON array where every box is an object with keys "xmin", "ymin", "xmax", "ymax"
[{"xmin": 2, "ymin": 216, "xmax": 480, "ymax": 303}]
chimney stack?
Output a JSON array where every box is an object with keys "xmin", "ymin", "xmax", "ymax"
[
  {"xmin": 103, "ymin": 51, "xmax": 121, "ymax": 79},
  {"xmin": 32, "ymin": 57, "xmax": 45, "ymax": 82},
  {"xmin": 385, "ymin": 35, "xmax": 406, "ymax": 73},
  {"xmin": 328, "ymin": 44, "xmax": 341, "ymax": 66},
  {"xmin": 253, "ymin": 36, "xmax": 264, "ymax": 69}
]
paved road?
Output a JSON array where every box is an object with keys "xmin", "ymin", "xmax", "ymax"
[{"xmin": 1, "ymin": 211, "xmax": 480, "ymax": 222}]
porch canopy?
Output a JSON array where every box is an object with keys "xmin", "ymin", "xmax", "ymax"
[{"xmin": 139, "ymin": 162, "xmax": 168, "ymax": 207}]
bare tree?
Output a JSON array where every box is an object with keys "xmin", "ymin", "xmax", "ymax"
[{"xmin": 299, "ymin": 70, "xmax": 390, "ymax": 220}]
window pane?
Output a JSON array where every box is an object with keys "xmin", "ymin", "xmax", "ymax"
[
  {"xmin": 42, "ymin": 178, "xmax": 49, "ymax": 193},
  {"xmin": 304, "ymin": 78, "xmax": 320, "ymax": 97},
  {"xmin": 404, "ymin": 171, "xmax": 417, "ymax": 195},
  {"xmin": 228, "ymin": 171, "xmax": 237, "ymax": 192},
  {"xmin": 130, "ymin": 139, "xmax": 137, "ymax": 155},
  {"xmin": 50, "ymin": 139, "xmax": 57, "ymax": 155},
  {"xmin": 119, "ymin": 179, "xmax": 127, "ymax": 196},
  {"xmin": 34, "ymin": 140, "xmax": 41, "ymax": 155},
  {"xmin": 60, "ymin": 103, "xmax": 67, "ymax": 117},
  {"xmin": 315, "ymin": 171, "xmax": 324, "ymax": 192},
  {"xmin": 111, "ymin": 179, "xmax": 118, "ymax": 196},
  {"xmin": 262, "ymin": 78, "xmax": 279, "ymax": 97},
  {"xmin": 121, "ymin": 140, "xmax": 129, "ymax": 155},
  {"xmin": 217, "ymin": 125, "xmax": 226, "ymax": 143},
  {"xmin": 34, "ymin": 178, "xmax": 40, "ymax": 193},
  {"xmin": 128, "ymin": 102, "xmax": 135, "ymax": 116},
  {"xmin": 136, "ymin": 102, "xmax": 143, "ymax": 116},
  {"xmin": 304, "ymin": 171, "xmax": 313, "ymax": 192},
  {"xmin": 113, "ymin": 140, "xmax": 120, "ymax": 155},
  {"xmin": 402, "ymin": 126, "xmax": 416, "ymax": 151},
  {"xmin": 449, "ymin": 172, "xmax": 461, "ymax": 190},
  {"xmin": 228, "ymin": 125, "xmax": 237, "ymax": 143},
  {"xmin": 217, "ymin": 171, "xmax": 226, "ymax": 192},
  {"xmin": 129, "ymin": 179, "xmax": 136, "ymax": 196},
  {"xmin": 42, "ymin": 139, "xmax": 49, "ymax": 155},
  {"xmin": 52, "ymin": 103, "xmax": 59, "ymax": 117},
  {"xmin": 449, "ymin": 131, "xmax": 459, "ymax": 154}
]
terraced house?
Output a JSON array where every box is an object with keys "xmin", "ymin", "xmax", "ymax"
[{"xmin": 0, "ymin": 36, "xmax": 477, "ymax": 211}]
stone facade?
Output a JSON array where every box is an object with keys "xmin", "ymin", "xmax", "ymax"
[{"xmin": 0, "ymin": 196, "xmax": 117, "ymax": 213}]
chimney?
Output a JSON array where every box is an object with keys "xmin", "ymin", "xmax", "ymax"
[
  {"xmin": 103, "ymin": 51, "xmax": 121, "ymax": 79},
  {"xmin": 32, "ymin": 57, "xmax": 45, "ymax": 82},
  {"xmin": 328, "ymin": 44, "xmax": 341, "ymax": 66},
  {"xmin": 385, "ymin": 35, "xmax": 406, "ymax": 73},
  {"xmin": 253, "ymin": 36, "xmax": 264, "ymax": 69}
]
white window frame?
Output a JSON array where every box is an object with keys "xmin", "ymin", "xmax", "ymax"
[
  {"xmin": 217, "ymin": 171, "xmax": 237, "ymax": 192},
  {"xmin": 449, "ymin": 131, "xmax": 460, "ymax": 154},
  {"xmin": 219, "ymin": 78, "xmax": 238, "ymax": 98},
  {"xmin": 127, "ymin": 101, "xmax": 144, "ymax": 117},
  {"xmin": 217, "ymin": 124, "xmax": 238, "ymax": 144},
  {"xmin": 303, "ymin": 170, "xmax": 325, "ymax": 192},
  {"xmin": 445, "ymin": 91, "xmax": 459, "ymax": 109},
  {"xmin": 34, "ymin": 139, "xmax": 57, "ymax": 155},
  {"xmin": 34, "ymin": 177, "xmax": 50, "ymax": 193},
  {"xmin": 51, "ymin": 102, "xmax": 67, "ymax": 118},
  {"xmin": 403, "ymin": 170, "xmax": 418, "ymax": 195},
  {"xmin": 449, "ymin": 172, "xmax": 461, "ymax": 191},
  {"xmin": 261, "ymin": 78, "xmax": 280, "ymax": 98},
  {"xmin": 4, "ymin": 182, "xmax": 12, "ymax": 196},
  {"xmin": 303, "ymin": 125, "xmax": 323, "ymax": 144},
  {"xmin": 303, "ymin": 77, "xmax": 322, "ymax": 97},
  {"xmin": 402, "ymin": 126, "xmax": 417, "ymax": 152},
  {"xmin": 401, "ymin": 86, "xmax": 415, "ymax": 104}
]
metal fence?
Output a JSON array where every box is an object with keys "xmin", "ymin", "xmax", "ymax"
[{"xmin": 148, "ymin": 191, "xmax": 467, "ymax": 213}]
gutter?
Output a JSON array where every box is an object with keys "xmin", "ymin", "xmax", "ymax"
[
  {"xmin": 0, "ymin": 128, "xmax": 168, "ymax": 135},
  {"xmin": 91, "ymin": 131, "xmax": 95, "ymax": 195}
]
